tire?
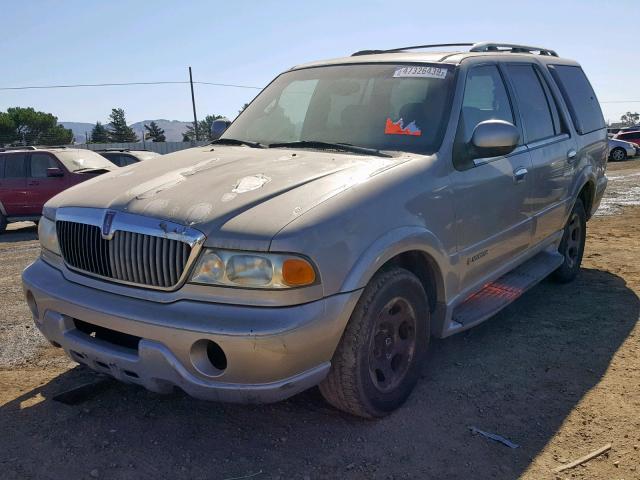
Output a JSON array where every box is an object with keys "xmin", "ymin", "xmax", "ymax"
[
  {"xmin": 609, "ymin": 147, "xmax": 626, "ymax": 162},
  {"xmin": 552, "ymin": 199, "xmax": 586, "ymax": 283},
  {"xmin": 319, "ymin": 267, "xmax": 430, "ymax": 418},
  {"xmin": 0, "ymin": 214, "xmax": 6, "ymax": 234}
]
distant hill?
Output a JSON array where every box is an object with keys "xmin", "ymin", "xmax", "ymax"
[{"xmin": 60, "ymin": 119, "xmax": 192, "ymax": 143}]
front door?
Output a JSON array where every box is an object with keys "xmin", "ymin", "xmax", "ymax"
[
  {"xmin": 26, "ymin": 152, "xmax": 67, "ymax": 215},
  {"xmin": 450, "ymin": 64, "xmax": 533, "ymax": 292}
]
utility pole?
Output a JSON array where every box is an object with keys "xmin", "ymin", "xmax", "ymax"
[
  {"xmin": 142, "ymin": 125, "xmax": 146, "ymax": 149},
  {"xmin": 189, "ymin": 66, "xmax": 199, "ymax": 141}
]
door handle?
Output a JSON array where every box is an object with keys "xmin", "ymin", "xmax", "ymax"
[
  {"xmin": 27, "ymin": 180, "xmax": 40, "ymax": 186},
  {"xmin": 513, "ymin": 167, "xmax": 528, "ymax": 183},
  {"xmin": 567, "ymin": 149, "xmax": 577, "ymax": 163}
]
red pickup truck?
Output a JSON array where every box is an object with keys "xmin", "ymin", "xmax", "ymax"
[{"xmin": 0, "ymin": 147, "xmax": 116, "ymax": 233}]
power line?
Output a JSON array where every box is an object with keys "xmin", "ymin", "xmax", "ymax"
[{"xmin": 0, "ymin": 80, "xmax": 263, "ymax": 91}]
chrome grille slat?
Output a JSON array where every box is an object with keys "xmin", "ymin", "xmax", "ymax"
[{"xmin": 56, "ymin": 220, "xmax": 192, "ymax": 289}]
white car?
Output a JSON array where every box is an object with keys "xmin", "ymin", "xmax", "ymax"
[{"xmin": 608, "ymin": 138, "xmax": 638, "ymax": 161}]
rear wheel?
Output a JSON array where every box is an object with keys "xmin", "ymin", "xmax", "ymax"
[
  {"xmin": 0, "ymin": 214, "xmax": 6, "ymax": 234},
  {"xmin": 552, "ymin": 199, "xmax": 586, "ymax": 283},
  {"xmin": 610, "ymin": 147, "xmax": 626, "ymax": 162},
  {"xmin": 319, "ymin": 267, "xmax": 429, "ymax": 418}
]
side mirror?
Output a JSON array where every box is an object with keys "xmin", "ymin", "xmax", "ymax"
[
  {"xmin": 46, "ymin": 167, "xmax": 64, "ymax": 177},
  {"xmin": 469, "ymin": 120, "xmax": 519, "ymax": 159},
  {"xmin": 211, "ymin": 118, "xmax": 231, "ymax": 140}
]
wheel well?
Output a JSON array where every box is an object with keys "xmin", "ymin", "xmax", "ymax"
[
  {"xmin": 381, "ymin": 250, "xmax": 443, "ymax": 313},
  {"xmin": 578, "ymin": 181, "xmax": 595, "ymax": 220}
]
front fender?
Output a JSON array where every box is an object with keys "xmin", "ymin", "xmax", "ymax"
[{"xmin": 340, "ymin": 225, "xmax": 451, "ymax": 298}]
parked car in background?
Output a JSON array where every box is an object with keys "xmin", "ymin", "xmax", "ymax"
[
  {"xmin": 613, "ymin": 129, "xmax": 640, "ymax": 146},
  {"xmin": 95, "ymin": 149, "xmax": 161, "ymax": 167},
  {"xmin": 23, "ymin": 42, "xmax": 608, "ymax": 417},
  {"xmin": 608, "ymin": 138, "xmax": 638, "ymax": 161},
  {"xmin": 0, "ymin": 146, "xmax": 116, "ymax": 233}
]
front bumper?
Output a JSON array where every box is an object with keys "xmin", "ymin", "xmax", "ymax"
[{"xmin": 22, "ymin": 258, "xmax": 361, "ymax": 403}]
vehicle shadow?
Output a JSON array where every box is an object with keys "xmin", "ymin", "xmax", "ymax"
[
  {"xmin": 1, "ymin": 268, "xmax": 638, "ymax": 479},
  {"xmin": 0, "ymin": 222, "xmax": 38, "ymax": 243}
]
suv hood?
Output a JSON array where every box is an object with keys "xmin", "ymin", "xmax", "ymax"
[{"xmin": 49, "ymin": 145, "xmax": 410, "ymax": 249}]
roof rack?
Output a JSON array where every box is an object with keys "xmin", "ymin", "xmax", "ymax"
[
  {"xmin": 469, "ymin": 42, "xmax": 558, "ymax": 56},
  {"xmin": 351, "ymin": 41, "xmax": 558, "ymax": 57},
  {"xmin": 0, "ymin": 145, "xmax": 38, "ymax": 151}
]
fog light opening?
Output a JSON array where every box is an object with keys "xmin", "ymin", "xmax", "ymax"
[
  {"xmin": 26, "ymin": 291, "xmax": 39, "ymax": 319},
  {"xmin": 206, "ymin": 341, "xmax": 227, "ymax": 371},
  {"xmin": 190, "ymin": 339, "xmax": 227, "ymax": 377}
]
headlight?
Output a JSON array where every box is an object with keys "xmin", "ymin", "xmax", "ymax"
[
  {"xmin": 190, "ymin": 249, "xmax": 317, "ymax": 289},
  {"xmin": 38, "ymin": 216, "xmax": 60, "ymax": 255}
]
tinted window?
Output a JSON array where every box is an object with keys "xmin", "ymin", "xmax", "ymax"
[
  {"xmin": 620, "ymin": 132, "xmax": 640, "ymax": 141},
  {"xmin": 30, "ymin": 153, "xmax": 58, "ymax": 178},
  {"xmin": 119, "ymin": 154, "xmax": 138, "ymax": 166},
  {"xmin": 0, "ymin": 155, "xmax": 4, "ymax": 178},
  {"xmin": 506, "ymin": 65, "xmax": 555, "ymax": 143},
  {"xmin": 4, "ymin": 153, "xmax": 26, "ymax": 178},
  {"xmin": 549, "ymin": 65, "xmax": 605, "ymax": 135},
  {"xmin": 460, "ymin": 65, "xmax": 514, "ymax": 142}
]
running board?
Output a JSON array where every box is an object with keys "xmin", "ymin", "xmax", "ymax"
[{"xmin": 452, "ymin": 251, "xmax": 564, "ymax": 327}]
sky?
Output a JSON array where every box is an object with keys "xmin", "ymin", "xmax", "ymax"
[{"xmin": 0, "ymin": 0, "xmax": 637, "ymax": 125}]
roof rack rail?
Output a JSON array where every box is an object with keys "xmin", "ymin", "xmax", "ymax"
[
  {"xmin": 352, "ymin": 43, "xmax": 474, "ymax": 56},
  {"xmin": 351, "ymin": 41, "xmax": 558, "ymax": 57},
  {"xmin": 94, "ymin": 148, "xmax": 132, "ymax": 152},
  {"xmin": 0, "ymin": 145, "xmax": 38, "ymax": 151},
  {"xmin": 469, "ymin": 42, "xmax": 558, "ymax": 57}
]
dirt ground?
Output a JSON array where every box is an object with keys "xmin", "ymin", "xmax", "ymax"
[{"xmin": 0, "ymin": 161, "xmax": 639, "ymax": 480}]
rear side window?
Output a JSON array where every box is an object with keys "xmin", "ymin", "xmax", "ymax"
[
  {"xmin": 548, "ymin": 65, "xmax": 605, "ymax": 135},
  {"xmin": 30, "ymin": 153, "xmax": 58, "ymax": 178},
  {"xmin": 619, "ymin": 132, "xmax": 640, "ymax": 142},
  {"xmin": 4, "ymin": 153, "xmax": 26, "ymax": 178},
  {"xmin": 0, "ymin": 155, "xmax": 5, "ymax": 178},
  {"xmin": 506, "ymin": 65, "xmax": 555, "ymax": 143},
  {"xmin": 460, "ymin": 65, "xmax": 514, "ymax": 142}
]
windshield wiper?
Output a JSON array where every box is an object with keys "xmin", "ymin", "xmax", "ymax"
[
  {"xmin": 268, "ymin": 140, "xmax": 392, "ymax": 157},
  {"xmin": 74, "ymin": 167, "xmax": 110, "ymax": 173},
  {"xmin": 211, "ymin": 138, "xmax": 266, "ymax": 149}
]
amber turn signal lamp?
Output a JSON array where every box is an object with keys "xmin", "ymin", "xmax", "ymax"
[{"xmin": 282, "ymin": 258, "xmax": 316, "ymax": 286}]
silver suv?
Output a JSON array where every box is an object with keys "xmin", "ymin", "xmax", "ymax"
[{"xmin": 23, "ymin": 42, "xmax": 608, "ymax": 417}]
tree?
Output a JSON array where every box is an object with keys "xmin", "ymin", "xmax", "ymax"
[
  {"xmin": 108, "ymin": 108, "xmax": 138, "ymax": 142},
  {"xmin": 238, "ymin": 103, "xmax": 250, "ymax": 115},
  {"xmin": 0, "ymin": 107, "xmax": 73, "ymax": 146},
  {"xmin": 620, "ymin": 112, "xmax": 640, "ymax": 127},
  {"xmin": 144, "ymin": 121, "xmax": 166, "ymax": 142},
  {"xmin": 90, "ymin": 121, "xmax": 110, "ymax": 143},
  {"xmin": 183, "ymin": 114, "xmax": 224, "ymax": 141}
]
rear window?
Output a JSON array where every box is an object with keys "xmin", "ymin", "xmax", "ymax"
[{"xmin": 548, "ymin": 65, "xmax": 604, "ymax": 135}]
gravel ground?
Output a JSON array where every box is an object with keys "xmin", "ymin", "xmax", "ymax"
[{"xmin": 0, "ymin": 160, "xmax": 639, "ymax": 479}]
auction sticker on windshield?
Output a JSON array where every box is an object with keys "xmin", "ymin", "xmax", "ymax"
[{"xmin": 393, "ymin": 66, "xmax": 448, "ymax": 79}]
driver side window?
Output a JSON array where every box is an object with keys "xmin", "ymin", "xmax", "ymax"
[{"xmin": 460, "ymin": 65, "xmax": 514, "ymax": 142}]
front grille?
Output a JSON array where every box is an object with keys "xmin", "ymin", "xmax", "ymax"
[{"xmin": 57, "ymin": 220, "xmax": 192, "ymax": 288}]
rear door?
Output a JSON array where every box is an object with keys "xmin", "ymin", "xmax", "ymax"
[
  {"xmin": 26, "ymin": 152, "xmax": 67, "ymax": 214},
  {"xmin": 0, "ymin": 153, "xmax": 28, "ymax": 216},
  {"xmin": 503, "ymin": 63, "xmax": 577, "ymax": 244},
  {"xmin": 450, "ymin": 63, "xmax": 534, "ymax": 291}
]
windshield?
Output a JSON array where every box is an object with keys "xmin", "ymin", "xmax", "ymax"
[
  {"xmin": 223, "ymin": 63, "xmax": 456, "ymax": 155},
  {"xmin": 56, "ymin": 150, "xmax": 116, "ymax": 172}
]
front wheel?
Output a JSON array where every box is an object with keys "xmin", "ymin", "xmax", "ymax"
[
  {"xmin": 552, "ymin": 199, "xmax": 586, "ymax": 283},
  {"xmin": 319, "ymin": 267, "xmax": 429, "ymax": 418},
  {"xmin": 609, "ymin": 147, "xmax": 626, "ymax": 162}
]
